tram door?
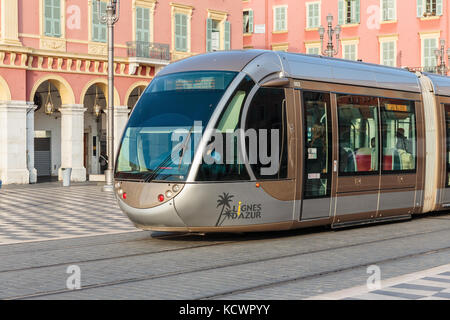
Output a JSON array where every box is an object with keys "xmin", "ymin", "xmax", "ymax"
[
  {"xmin": 299, "ymin": 91, "xmax": 333, "ymax": 220},
  {"xmin": 334, "ymin": 94, "xmax": 380, "ymax": 224},
  {"xmin": 441, "ymin": 104, "xmax": 450, "ymax": 205}
]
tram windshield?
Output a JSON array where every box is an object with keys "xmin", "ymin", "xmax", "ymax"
[{"xmin": 115, "ymin": 71, "xmax": 237, "ymax": 181}]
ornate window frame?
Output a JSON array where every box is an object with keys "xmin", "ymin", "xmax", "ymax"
[
  {"xmin": 378, "ymin": 34, "xmax": 398, "ymax": 67},
  {"xmin": 341, "ymin": 37, "xmax": 359, "ymax": 61},
  {"xmin": 170, "ymin": 3, "xmax": 194, "ymax": 60},
  {"xmin": 132, "ymin": 0, "xmax": 156, "ymax": 43},
  {"xmin": 207, "ymin": 9, "xmax": 229, "ymax": 51},
  {"xmin": 419, "ymin": 31, "xmax": 440, "ymax": 69},
  {"xmin": 305, "ymin": 40, "xmax": 321, "ymax": 55}
]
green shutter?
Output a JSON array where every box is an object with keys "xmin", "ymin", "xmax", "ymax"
[
  {"xmin": 249, "ymin": 10, "xmax": 254, "ymax": 33},
  {"xmin": 338, "ymin": 0, "xmax": 345, "ymax": 25},
  {"xmin": 44, "ymin": 0, "xmax": 61, "ymax": 37},
  {"xmin": 308, "ymin": 3, "xmax": 319, "ymax": 28},
  {"xmin": 355, "ymin": 0, "xmax": 360, "ymax": 23},
  {"xmin": 275, "ymin": 7, "xmax": 279, "ymax": 30},
  {"xmin": 136, "ymin": 7, "xmax": 143, "ymax": 41},
  {"xmin": 206, "ymin": 18, "xmax": 212, "ymax": 52},
  {"xmin": 282, "ymin": 7, "xmax": 287, "ymax": 30},
  {"xmin": 224, "ymin": 21, "xmax": 231, "ymax": 50},
  {"xmin": 92, "ymin": 1, "xmax": 107, "ymax": 42},
  {"xmin": 136, "ymin": 7, "xmax": 150, "ymax": 42},
  {"xmin": 44, "ymin": 0, "xmax": 52, "ymax": 36},
  {"xmin": 92, "ymin": 2, "xmax": 99, "ymax": 41},
  {"xmin": 275, "ymin": 7, "xmax": 286, "ymax": 31},
  {"xmin": 437, "ymin": 0, "xmax": 443, "ymax": 16},
  {"xmin": 175, "ymin": 13, "xmax": 181, "ymax": 51},
  {"xmin": 388, "ymin": 0, "xmax": 395, "ymax": 20},
  {"xmin": 307, "ymin": 4, "xmax": 313, "ymax": 28},
  {"xmin": 424, "ymin": 38, "xmax": 437, "ymax": 67},
  {"xmin": 52, "ymin": 0, "xmax": 61, "ymax": 37},
  {"xmin": 182, "ymin": 14, "xmax": 188, "ymax": 51},
  {"xmin": 314, "ymin": 3, "xmax": 320, "ymax": 27},
  {"xmin": 417, "ymin": 0, "xmax": 424, "ymax": 17},
  {"xmin": 175, "ymin": 13, "xmax": 187, "ymax": 52}
]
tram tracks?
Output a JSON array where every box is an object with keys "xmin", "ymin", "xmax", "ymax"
[
  {"xmin": 202, "ymin": 246, "xmax": 450, "ymax": 300},
  {"xmin": 3, "ymin": 220, "xmax": 450, "ymax": 300},
  {"xmin": 0, "ymin": 219, "xmax": 448, "ymax": 275}
]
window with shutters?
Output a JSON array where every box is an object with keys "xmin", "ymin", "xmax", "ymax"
[
  {"xmin": 306, "ymin": 2, "xmax": 320, "ymax": 29},
  {"xmin": 273, "ymin": 6, "xmax": 288, "ymax": 32},
  {"xmin": 171, "ymin": 4, "xmax": 193, "ymax": 55},
  {"xmin": 381, "ymin": 0, "xmax": 396, "ymax": 22},
  {"xmin": 381, "ymin": 41, "xmax": 396, "ymax": 66},
  {"xmin": 417, "ymin": 0, "xmax": 443, "ymax": 17},
  {"xmin": 175, "ymin": 13, "xmax": 188, "ymax": 52},
  {"xmin": 136, "ymin": 7, "xmax": 150, "ymax": 43},
  {"xmin": 243, "ymin": 10, "xmax": 254, "ymax": 34},
  {"xmin": 44, "ymin": 0, "xmax": 62, "ymax": 37},
  {"xmin": 342, "ymin": 42, "xmax": 358, "ymax": 61},
  {"xmin": 307, "ymin": 46, "xmax": 320, "ymax": 55},
  {"xmin": 206, "ymin": 10, "xmax": 230, "ymax": 52},
  {"xmin": 92, "ymin": 1, "xmax": 107, "ymax": 43},
  {"xmin": 135, "ymin": 6, "xmax": 151, "ymax": 58},
  {"xmin": 338, "ymin": 0, "xmax": 360, "ymax": 25},
  {"xmin": 305, "ymin": 42, "xmax": 321, "ymax": 55},
  {"xmin": 423, "ymin": 37, "xmax": 438, "ymax": 70}
]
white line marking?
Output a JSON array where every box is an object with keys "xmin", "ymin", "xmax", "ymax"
[{"xmin": 307, "ymin": 264, "xmax": 450, "ymax": 300}]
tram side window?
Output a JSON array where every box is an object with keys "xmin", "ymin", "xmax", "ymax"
[
  {"xmin": 245, "ymin": 87, "xmax": 288, "ymax": 180},
  {"xmin": 337, "ymin": 95, "xmax": 379, "ymax": 174},
  {"xmin": 445, "ymin": 104, "xmax": 450, "ymax": 186},
  {"xmin": 303, "ymin": 91, "xmax": 331, "ymax": 198},
  {"xmin": 196, "ymin": 76, "xmax": 254, "ymax": 181},
  {"xmin": 380, "ymin": 99, "xmax": 416, "ymax": 172}
]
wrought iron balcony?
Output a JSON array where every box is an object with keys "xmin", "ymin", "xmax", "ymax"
[
  {"xmin": 404, "ymin": 66, "xmax": 439, "ymax": 74},
  {"xmin": 126, "ymin": 41, "xmax": 171, "ymax": 64}
]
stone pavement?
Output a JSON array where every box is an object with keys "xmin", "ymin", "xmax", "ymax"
[
  {"xmin": 0, "ymin": 182, "xmax": 137, "ymax": 244},
  {"xmin": 0, "ymin": 182, "xmax": 449, "ymax": 300},
  {"xmin": 309, "ymin": 264, "xmax": 450, "ymax": 300}
]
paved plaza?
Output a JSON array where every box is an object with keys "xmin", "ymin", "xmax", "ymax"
[{"xmin": 0, "ymin": 183, "xmax": 136, "ymax": 244}]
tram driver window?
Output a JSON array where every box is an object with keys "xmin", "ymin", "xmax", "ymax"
[
  {"xmin": 196, "ymin": 76, "xmax": 254, "ymax": 181},
  {"xmin": 380, "ymin": 99, "xmax": 416, "ymax": 172},
  {"xmin": 245, "ymin": 87, "xmax": 288, "ymax": 180},
  {"xmin": 337, "ymin": 95, "xmax": 379, "ymax": 174}
]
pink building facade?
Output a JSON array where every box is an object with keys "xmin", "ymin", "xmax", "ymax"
[
  {"xmin": 0, "ymin": 0, "xmax": 242, "ymax": 185},
  {"xmin": 243, "ymin": 0, "xmax": 448, "ymax": 71}
]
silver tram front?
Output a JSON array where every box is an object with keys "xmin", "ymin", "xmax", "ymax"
[{"xmin": 114, "ymin": 51, "xmax": 296, "ymax": 232}]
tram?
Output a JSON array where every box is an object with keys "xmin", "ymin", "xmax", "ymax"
[{"xmin": 114, "ymin": 50, "xmax": 450, "ymax": 232}]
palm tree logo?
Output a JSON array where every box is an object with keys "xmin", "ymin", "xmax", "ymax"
[{"xmin": 215, "ymin": 193, "xmax": 234, "ymax": 227}]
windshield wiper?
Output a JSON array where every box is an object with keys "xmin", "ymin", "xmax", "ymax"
[
  {"xmin": 178, "ymin": 125, "xmax": 194, "ymax": 171},
  {"xmin": 143, "ymin": 124, "xmax": 194, "ymax": 183}
]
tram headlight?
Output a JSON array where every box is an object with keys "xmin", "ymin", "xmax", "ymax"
[
  {"xmin": 165, "ymin": 190, "xmax": 173, "ymax": 198},
  {"xmin": 172, "ymin": 184, "xmax": 180, "ymax": 192}
]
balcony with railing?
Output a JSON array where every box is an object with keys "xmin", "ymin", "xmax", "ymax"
[
  {"xmin": 404, "ymin": 66, "xmax": 441, "ymax": 74},
  {"xmin": 126, "ymin": 42, "xmax": 171, "ymax": 68}
]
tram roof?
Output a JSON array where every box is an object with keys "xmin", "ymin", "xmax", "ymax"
[
  {"xmin": 157, "ymin": 50, "xmax": 267, "ymax": 76},
  {"xmin": 158, "ymin": 50, "xmax": 423, "ymax": 93},
  {"xmin": 423, "ymin": 72, "xmax": 450, "ymax": 97}
]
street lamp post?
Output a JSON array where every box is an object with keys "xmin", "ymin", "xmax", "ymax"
[
  {"xmin": 435, "ymin": 39, "xmax": 448, "ymax": 76},
  {"xmin": 97, "ymin": 0, "xmax": 120, "ymax": 192},
  {"xmin": 319, "ymin": 14, "xmax": 341, "ymax": 58}
]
